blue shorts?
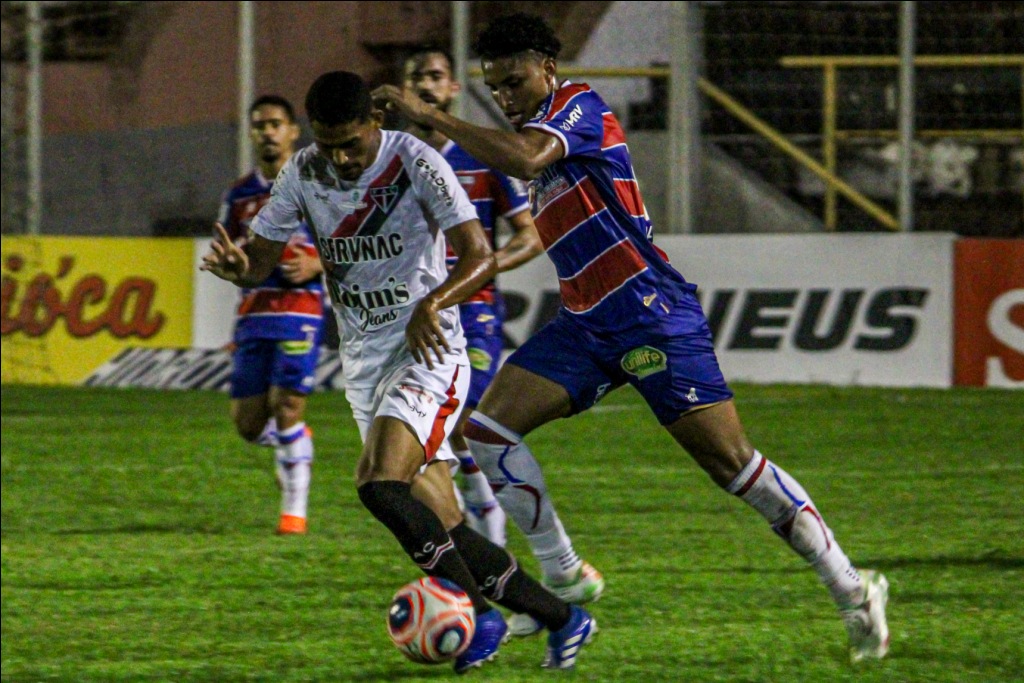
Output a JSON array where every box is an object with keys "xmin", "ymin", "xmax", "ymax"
[
  {"xmin": 506, "ymin": 290, "xmax": 733, "ymax": 425},
  {"xmin": 230, "ymin": 337, "xmax": 320, "ymax": 399},
  {"xmin": 460, "ymin": 301, "xmax": 503, "ymax": 408}
]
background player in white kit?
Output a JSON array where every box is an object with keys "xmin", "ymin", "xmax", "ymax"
[{"xmin": 202, "ymin": 70, "xmax": 596, "ymax": 672}]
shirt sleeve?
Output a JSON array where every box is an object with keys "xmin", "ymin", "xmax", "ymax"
[
  {"xmin": 410, "ymin": 145, "xmax": 480, "ymax": 230},
  {"xmin": 523, "ymin": 88, "xmax": 604, "ymax": 160},
  {"xmin": 250, "ymin": 160, "xmax": 304, "ymax": 243}
]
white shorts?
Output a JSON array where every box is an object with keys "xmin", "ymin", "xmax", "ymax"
[{"xmin": 345, "ymin": 354, "xmax": 470, "ymax": 473}]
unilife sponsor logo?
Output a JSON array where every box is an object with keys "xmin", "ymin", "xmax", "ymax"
[
  {"xmin": 620, "ymin": 345, "xmax": 668, "ymax": 379},
  {"xmin": 319, "ymin": 233, "xmax": 404, "ymax": 264}
]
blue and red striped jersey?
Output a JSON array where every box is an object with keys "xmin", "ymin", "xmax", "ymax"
[
  {"xmin": 218, "ymin": 169, "xmax": 324, "ymax": 343},
  {"xmin": 523, "ymin": 81, "xmax": 695, "ymax": 332},
  {"xmin": 441, "ymin": 140, "xmax": 530, "ymax": 305}
]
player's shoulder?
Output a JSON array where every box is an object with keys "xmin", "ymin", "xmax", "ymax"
[
  {"xmin": 388, "ymin": 131, "xmax": 457, "ymax": 180},
  {"xmin": 537, "ymin": 81, "xmax": 607, "ymax": 123},
  {"xmin": 388, "ymin": 129, "xmax": 442, "ymax": 162}
]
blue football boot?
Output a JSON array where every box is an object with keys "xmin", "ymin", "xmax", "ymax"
[
  {"xmin": 454, "ymin": 608, "xmax": 508, "ymax": 674},
  {"xmin": 543, "ymin": 605, "xmax": 596, "ymax": 669}
]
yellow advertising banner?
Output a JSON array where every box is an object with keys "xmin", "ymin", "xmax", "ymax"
[{"xmin": 1, "ymin": 236, "xmax": 194, "ymax": 385}]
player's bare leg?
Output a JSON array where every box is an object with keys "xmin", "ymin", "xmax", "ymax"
[
  {"xmin": 230, "ymin": 394, "xmax": 273, "ymax": 444},
  {"xmin": 667, "ymin": 401, "xmax": 889, "ymax": 661},
  {"xmin": 269, "ymin": 387, "xmax": 313, "ymax": 534},
  {"xmin": 412, "ymin": 456, "xmax": 587, "ymax": 669},
  {"xmin": 464, "ymin": 364, "xmax": 605, "ymax": 635},
  {"xmin": 356, "ymin": 416, "xmax": 496, "ymax": 609},
  {"xmin": 231, "ymin": 390, "xmax": 313, "ymax": 534},
  {"xmin": 356, "ymin": 417, "xmax": 514, "ymax": 672}
]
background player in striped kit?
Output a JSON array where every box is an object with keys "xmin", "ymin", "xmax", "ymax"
[
  {"xmin": 203, "ymin": 71, "xmax": 596, "ymax": 671},
  {"xmin": 374, "ymin": 13, "xmax": 890, "ymax": 663},
  {"xmin": 217, "ymin": 95, "xmax": 324, "ymax": 535},
  {"xmin": 401, "ymin": 45, "xmax": 605, "ymax": 637}
]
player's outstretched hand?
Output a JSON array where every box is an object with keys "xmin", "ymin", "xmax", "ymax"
[
  {"xmin": 372, "ymin": 84, "xmax": 433, "ymax": 127},
  {"xmin": 281, "ymin": 247, "xmax": 322, "ymax": 284},
  {"xmin": 200, "ymin": 223, "xmax": 250, "ymax": 283},
  {"xmin": 406, "ymin": 297, "xmax": 450, "ymax": 371}
]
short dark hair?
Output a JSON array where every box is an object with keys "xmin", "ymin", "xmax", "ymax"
[
  {"xmin": 406, "ymin": 44, "xmax": 455, "ymax": 73},
  {"xmin": 473, "ymin": 12, "xmax": 561, "ymax": 60},
  {"xmin": 304, "ymin": 71, "xmax": 373, "ymax": 127},
  {"xmin": 249, "ymin": 94, "xmax": 296, "ymax": 122}
]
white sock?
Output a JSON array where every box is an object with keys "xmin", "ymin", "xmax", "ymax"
[
  {"xmin": 454, "ymin": 449, "xmax": 499, "ymax": 509},
  {"xmin": 256, "ymin": 417, "xmax": 278, "ymax": 447},
  {"xmin": 276, "ymin": 422, "xmax": 313, "ymax": 519},
  {"xmin": 728, "ymin": 450, "xmax": 864, "ymax": 608},
  {"xmin": 464, "ymin": 412, "xmax": 581, "ymax": 583},
  {"xmin": 454, "ymin": 448, "xmax": 507, "ymax": 547}
]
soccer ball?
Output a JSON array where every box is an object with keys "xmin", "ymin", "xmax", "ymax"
[{"xmin": 386, "ymin": 577, "xmax": 476, "ymax": 664}]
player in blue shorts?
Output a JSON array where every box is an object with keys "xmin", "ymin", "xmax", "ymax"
[
  {"xmin": 402, "ymin": 46, "xmax": 605, "ymax": 636},
  {"xmin": 374, "ymin": 13, "xmax": 890, "ymax": 664},
  {"xmin": 218, "ymin": 95, "xmax": 325, "ymax": 535}
]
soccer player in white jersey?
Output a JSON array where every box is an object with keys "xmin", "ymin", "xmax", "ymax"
[
  {"xmin": 202, "ymin": 70, "xmax": 595, "ymax": 672},
  {"xmin": 402, "ymin": 45, "xmax": 605, "ymax": 638},
  {"xmin": 374, "ymin": 13, "xmax": 890, "ymax": 665}
]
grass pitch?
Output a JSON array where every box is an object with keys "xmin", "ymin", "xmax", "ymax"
[{"xmin": 2, "ymin": 383, "xmax": 1021, "ymax": 682}]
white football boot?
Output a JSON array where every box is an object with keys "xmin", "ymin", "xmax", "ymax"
[{"xmin": 842, "ymin": 569, "xmax": 890, "ymax": 663}]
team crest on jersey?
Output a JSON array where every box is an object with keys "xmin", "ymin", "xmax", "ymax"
[
  {"xmin": 533, "ymin": 172, "xmax": 571, "ymax": 210},
  {"xmin": 621, "ymin": 345, "xmax": 667, "ymax": 379},
  {"xmin": 369, "ymin": 185, "xmax": 399, "ymax": 213}
]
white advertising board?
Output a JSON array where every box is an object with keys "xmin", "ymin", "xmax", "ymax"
[
  {"xmin": 497, "ymin": 233, "xmax": 955, "ymax": 388},
  {"xmin": 191, "ymin": 238, "xmax": 241, "ymax": 349},
  {"xmin": 191, "ymin": 234, "xmax": 956, "ymax": 387}
]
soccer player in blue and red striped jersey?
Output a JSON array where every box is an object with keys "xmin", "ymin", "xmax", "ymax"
[
  {"xmin": 402, "ymin": 47, "xmax": 604, "ymax": 637},
  {"xmin": 374, "ymin": 13, "xmax": 890, "ymax": 664},
  {"xmin": 218, "ymin": 95, "xmax": 325, "ymax": 535}
]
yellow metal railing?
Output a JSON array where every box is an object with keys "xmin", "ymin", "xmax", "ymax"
[
  {"xmin": 470, "ymin": 59, "xmax": 1024, "ymax": 232},
  {"xmin": 695, "ymin": 78, "xmax": 900, "ymax": 230},
  {"xmin": 780, "ymin": 54, "xmax": 1024, "ymax": 230},
  {"xmin": 469, "ymin": 65, "xmax": 900, "ymax": 230}
]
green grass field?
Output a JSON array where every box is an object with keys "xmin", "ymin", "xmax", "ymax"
[{"xmin": 2, "ymin": 383, "xmax": 1022, "ymax": 682}]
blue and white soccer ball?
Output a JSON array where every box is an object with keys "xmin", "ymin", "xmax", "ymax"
[{"xmin": 386, "ymin": 577, "xmax": 476, "ymax": 664}]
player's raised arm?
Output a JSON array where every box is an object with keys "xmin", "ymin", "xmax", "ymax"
[
  {"xmin": 373, "ymin": 84, "xmax": 561, "ymax": 181},
  {"xmin": 406, "ymin": 219, "xmax": 496, "ymax": 369}
]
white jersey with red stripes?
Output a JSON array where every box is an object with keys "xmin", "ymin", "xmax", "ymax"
[
  {"xmin": 524, "ymin": 80, "xmax": 696, "ymax": 332},
  {"xmin": 250, "ymin": 129, "xmax": 479, "ymax": 388}
]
